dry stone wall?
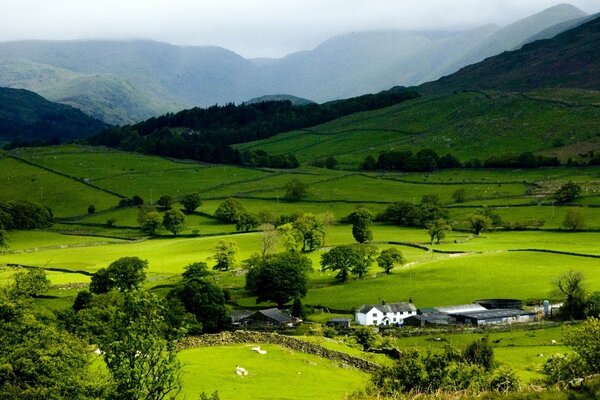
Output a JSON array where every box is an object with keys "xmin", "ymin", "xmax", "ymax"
[{"xmin": 180, "ymin": 330, "xmax": 381, "ymax": 373}]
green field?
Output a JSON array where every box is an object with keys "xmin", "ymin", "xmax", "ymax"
[
  {"xmin": 178, "ymin": 344, "xmax": 368, "ymax": 400},
  {"xmin": 391, "ymin": 325, "xmax": 570, "ymax": 382}
]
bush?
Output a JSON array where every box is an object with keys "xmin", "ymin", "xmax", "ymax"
[{"xmin": 543, "ymin": 353, "xmax": 589, "ymax": 385}]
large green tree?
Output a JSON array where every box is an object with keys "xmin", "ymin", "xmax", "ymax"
[
  {"xmin": 425, "ymin": 218, "xmax": 451, "ymax": 244},
  {"xmin": 320, "ymin": 245, "xmax": 363, "ymax": 282},
  {"xmin": 212, "ymin": 240, "xmax": 238, "ymax": 271},
  {"xmin": 348, "ymin": 207, "xmax": 373, "ymax": 243},
  {"xmin": 137, "ymin": 208, "xmax": 162, "ymax": 235},
  {"xmin": 167, "ymin": 278, "xmax": 228, "ymax": 332},
  {"xmin": 180, "ymin": 192, "xmax": 202, "ymax": 213},
  {"xmin": 99, "ymin": 290, "xmax": 182, "ymax": 400},
  {"xmin": 214, "ymin": 198, "xmax": 246, "ymax": 223},
  {"xmin": 284, "ymin": 179, "xmax": 309, "ymax": 201},
  {"xmin": 557, "ymin": 270, "xmax": 587, "ymax": 320},
  {"xmin": 563, "ymin": 207, "xmax": 585, "ymax": 231},
  {"xmin": 293, "ymin": 213, "xmax": 326, "ymax": 252},
  {"xmin": 0, "ymin": 283, "xmax": 109, "ymax": 399},
  {"xmin": 246, "ymin": 252, "xmax": 312, "ymax": 308},
  {"xmin": 162, "ymin": 209, "xmax": 186, "ymax": 236},
  {"xmin": 554, "ymin": 181, "xmax": 582, "ymax": 203},
  {"xmin": 11, "ymin": 268, "xmax": 50, "ymax": 298},
  {"xmin": 466, "ymin": 214, "xmax": 492, "ymax": 235},
  {"xmin": 377, "ymin": 248, "xmax": 405, "ymax": 274},
  {"xmin": 89, "ymin": 257, "xmax": 148, "ymax": 294}
]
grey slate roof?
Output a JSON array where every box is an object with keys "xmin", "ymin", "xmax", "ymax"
[
  {"xmin": 456, "ymin": 309, "xmax": 533, "ymax": 320},
  {"xmin": 251, "ymin": 308, "xmax": 293, "ymax": 323},
  {"xmin": 230, "ymin": 310, "xmax": 253, "ymax": 322},
  {"xmin": 357, "ymin": 302, "xmax": 416, "ymax": 314},
  {"xmin": 329, "ymin": 318, "xmax": 351, "ymax": 322},
  {"xmin": 433, "ymin": 304, "xmax": 487, "ymax": 314},
  {"xmin": 409, "ymin": 314, "xmax": 451, "ymax": 322}
]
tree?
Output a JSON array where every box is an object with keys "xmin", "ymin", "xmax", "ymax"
[
  {"xmin": 212, "ymin": 240, "xmax": 238, "ymax": 271},
  {"xmin": 182, "ymin": 262, "xmax": 210, "ymax": 280},
  {"xmin": 246, "ymin": 252, "xmax": 312, "ymax": 308},
  {"xmin": 89, "ymin": 257, "xmax": 148, "ymax": 294},
  {"xmin": 348, "ymin": 207, "xmax": 373, "ymax": 243},
  {"xmin": 162, "ymin": 209, "xmax": 186, "ymax": 236},
  {"xmin": 466, "ymin": 213, "xmax": 492, "ymax": 235},
  {"xmin": 87, "ymin": 204, "xmax": 96, "ymax": 214},
  {"xmin": 180, "ymin": 192, "xmax": 202, "ymax": 213},
  {"xmin": 0, "ymin": 229, "xmax": 6, "ymax": 250},
  {"xmin": 293, "ymin": 213, "xmax": 326, "ymax": 252},
  {"xmin": 157, "ymin": 195, "xmax": 174, "ymax": 210},
  {"xmin": 556, "ymin": 270, "xmax": 587, "ymax": 320},
  {"xmin": 564, "ymin": 317, "xmax": 600, "ymax": 373},
  {"xmin": 425, "ymin": 218, "xmax": 451, "ymax": 244},
  {"xmin": 235, "ymin": 211, "xmax": 259, "ymax": 232},
  {"xmin": 353, "ymin": 326, "xmax": 377, "ymax": 351},
  {"xmin": 168, "ymin": 279, "xmax": 228, "ymax": 332},
  {"xmin": 73, "ymin": 290, "xmax": 93, "ymax": 312},
  {"xmin": 137, "ymin": 208, "xmax": 162, "ymax": 235},
  {"xmin": 284, "ymin": 179, "xmax": 309, "ymax": 201},
  {"xmin": 554, "ymin": 181, "xmax": 582, "ymax": 203},
  {"xmin": 0, "ymin": 288, "xmax": 110, "ymax": 399},
  {"xmin": 277, "ymin": 222, "xmax": 302, "ymax": 252},
  {"xmin": 259, "ymin": 223, "xmax": 279, "ymax": 258},
  {"xmin": 377, "ymin": 248, "xmax": 405, "ymax": 274},
  {"xmin": 361, "ymin": 155, "xmax": 377, "ymax": 170},
  {"xmin": 464, "ymin": 337, "xmax": 494, "ymax": 370},
  {"xmin": 563, "ymin": 207, "xmax": 585, "ymax": 231},
  {"xmin": 11, "ymin": 268, "xmax": 50, "ymax": 297},
  {"xmin": 320, "ymin": 245, "xmax": 364, "ymax": 282},
  {"xmin": 452, "ymin": 188, "xmax": 466, "ymax": 203},
  {"xmin": 324, "ymin": 156, "xmax": 338, "ymax": 169},
  {"xmin": 99, "ymin": 290, "xmax": 182, "ymax": 400},
  {"xmin": 214, "ymin": 198, "xmax": 246, "ymax": 223},
  {"xmin": 351, "ymin": 244, "xmax": 378, "ymax": 278}
]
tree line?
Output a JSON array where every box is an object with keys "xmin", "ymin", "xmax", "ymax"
[{"xmin": 361, "ymin": 149, "xmax": 600, "ymax": 171}]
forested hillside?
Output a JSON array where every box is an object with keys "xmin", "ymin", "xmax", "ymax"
[
  {"xmin": 0, "ymin": 87, "xmax": 109, "ymax": 145},
  {"xmin": 89, "ymin": 88, "xmax": 418, "ymax": 166}
]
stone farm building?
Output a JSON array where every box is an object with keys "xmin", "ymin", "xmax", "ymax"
[{"xmin": 355, "ymin": 302, "xmax": 417, "ymax": 326}]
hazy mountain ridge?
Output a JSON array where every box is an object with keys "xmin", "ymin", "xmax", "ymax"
[
  {"xmin": 0, "ymin": 4, "xmax": 587, "ymax": 123},
  {"xmin": 419, "ymin": 13, "xmax": 600, "ymax": 94}
]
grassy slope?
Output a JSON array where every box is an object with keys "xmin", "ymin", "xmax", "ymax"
[
  {"xmin": 178, "ymin": 344, "xmax": 368, "ymax": 400},
  {"xmin": 236, "ymin": 90, "xmax": 600, "ymax": 168},
  {"xmin": 0, "ymin": 156, "xmax": 119, "ymax": 217}
]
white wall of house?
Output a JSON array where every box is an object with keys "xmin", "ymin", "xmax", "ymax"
[{"xmin": 356, "ymin": 307, "xmax": 417, "ymax": 326}]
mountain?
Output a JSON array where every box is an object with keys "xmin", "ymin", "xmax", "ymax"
[
  {"xmin": 0, "ymin": 87, "xmax": 109, "ymax": 144},
  {"xmin": 420, "ymin": 13, "xmax": 600, "ymax": 94},
  {"xmin": 0, "ymin": 5, "xmax": 586, "ymax": 124},
  {"xmin": 244, "ymin": 94, "xmax": 315, "ymax": 106},
  {"xmin": 432, "ymin": 3, "xmax": 586, "ymax": 80}
]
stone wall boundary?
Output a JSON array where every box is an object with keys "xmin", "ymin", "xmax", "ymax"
[{"xmin": 179, "ymin": 330, "xmax": 381, "ymax": 373}]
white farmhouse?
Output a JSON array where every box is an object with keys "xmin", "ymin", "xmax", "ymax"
[{"xmin": 355, "ymin": 302, "xmax": 417, "ymax": 326}]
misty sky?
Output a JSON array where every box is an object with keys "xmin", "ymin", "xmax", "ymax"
[{"xmin": 2, "ymin": 0, "xmax": 600, "ymax": 58}]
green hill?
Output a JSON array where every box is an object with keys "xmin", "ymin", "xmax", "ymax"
[
  {"xmin": 0, "ymin": 87, "xmax": 109, "ymax": 144},
  {"xmin": 236, "ymin": 89, "xmax": 600, "ymax": 168}
]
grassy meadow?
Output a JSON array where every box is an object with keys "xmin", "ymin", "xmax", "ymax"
[
  {"xmin": 178, "ymin": 344, "xmax": 369, "ymax": 400},
  {"xmin": 1, "ymin": 144, "xmax": 599, "ymax": 395}
]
